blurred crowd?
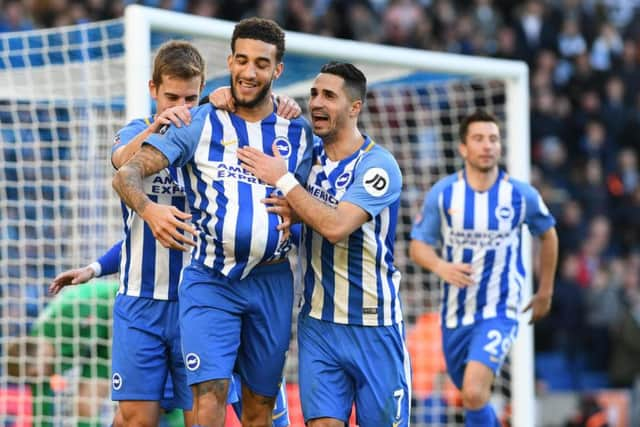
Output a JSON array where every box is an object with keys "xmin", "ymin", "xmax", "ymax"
[{"xmin": 2, "ymin": 0, "xmax": 639, "ymax": 392}]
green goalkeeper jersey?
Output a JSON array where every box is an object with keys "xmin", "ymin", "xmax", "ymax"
[
  {"xmin": 30, "ymin": 280, "xmax": 118, "ymax": 379},
  {"xmin": 29, "ymin": 280, "xmax": 118, "ymax": 427}
]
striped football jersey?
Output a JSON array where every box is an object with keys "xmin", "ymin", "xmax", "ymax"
[
  {"xmin": 410, "ymin": 169, "xmax": 556, "ymax": 328},
  {"xmin": 113, "ymin": 117, "xmax": 189, "ymax": 300},
  {"xmin": 147, "ymin": 104, "xmax": 313, "ymax": 281},
  {"xmin": 300, "ymin": 136, "xmax": 404, "ymax": 326}
]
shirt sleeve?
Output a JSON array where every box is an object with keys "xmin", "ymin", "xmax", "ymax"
[
  {"xmin": 111, "ymin": 119, "xmax": 148, "ymax": 154},
  {"xmin": 145, "ymin": 105, "xmax": 211, "ymax": 167},
  {"xmin": 410, "ymin": 185, "xmax": 442, "ymax": 246},
  {"xmin": 516, "ymin": 181, "xmax": 556, "ymax": 236},
  {"xmin": 341, "ymin": 148, "xmax": 402, "ymax": 218},
  {"xmin": 96, "ymin": 241, "xmax": 122, "ymax": 276}
]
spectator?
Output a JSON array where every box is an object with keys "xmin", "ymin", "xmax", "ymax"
[
  {"xmin": 382, "ymin": 0, "xmax": 424, "ymax": 47},
  {"xmin": 577, "ymin": 120, "xmax": 615, "ymax": 172},
  {"xmin": 531, "ymin": 90, "xmax": 565, "ymax": 144},
  {"xmin": 614, "ymin": 186, "xmax": 640, "ymax": 254},
  {"xmin": 565, "ymin": 54, "xmax": 601, "ymax": 108},
  {"xmin": 556, "ymin": 199, "xmax": 587, "ymax": 253},
  {"xmin": 188, "ymin": 0, "xmax": 218, "ymax": 17},
  {"xmin": 514, "ymin": 0, "xmax": 556, "ymax": 63},
  {"xmin": 0, "ymin": 0, "xmax": 34, "ymax": 32},
  {"xmin": 494, "ymin": 25, "xmax": 525, "ymax": 60},
  {"xmin": 601, "ymin": 76, "xmax": 627, "ymax": 141},
  {"xmin": 565, "ymin": 395, "xmax": 609, "ymax": 427},
  {"xmin": 347, "ymin": 2, "xmax": 381, "ymax": 43},
  {"xmin": 590, "ymin": 22, "xmax": 624, "ymax": 71},
  {"xmin": 575, "ymin": 216, "xmax": 613, "ymax": 287},
  {"xmin": 609, "ymin": 271, "xmax": 640, "ymax": 387},
  {"xmin": 536, "ymin": 135, "xmax": 571, "ymax": 193},
  {"xmin": 584, "ymin": 265, "xmax": 623, "ymax": 370},
  {"xmin": 471, "ymin": 0, "xmax": 502, "ymax": 52},
  {"xmin": 617, "ymin": 39, "xmax": 640, "ymax": 106},
  {"xmin": 608, "ymin": 147, "xmax": 639, "ymax": 204},
  {"xmin": 557, "ymin": 17, "xmax": 587, "ymax": 59},
  {"xmin": 576, "ymin": 159, "xmax": 610, "ymax": 219},
  {"xmin": 538, "ymin": 253, "xmax": 584, "ymax": 380}
]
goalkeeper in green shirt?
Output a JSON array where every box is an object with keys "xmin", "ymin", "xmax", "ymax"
[{"xmin": 6, "ymin": 280, "xmax": 117, "ymax": 427}]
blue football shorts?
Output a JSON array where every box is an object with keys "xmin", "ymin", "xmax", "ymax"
[
  {"xmin": 442, "ymin": 316, "xmax": 519, "ymax": 389},
  {"xmin": 111, "ymin": 294, "xmax": 191, "ymax": 410},
  {"xmin": 179, "ymin": 261, "xmax": 293, "ymax": 398},
  {"xmin": 297, "ymin": 314, "xmax": 411, "ymax": 427}
]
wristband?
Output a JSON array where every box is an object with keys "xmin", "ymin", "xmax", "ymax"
[
  {"xmin": 88, "ymin": 262, "xmax": 102, "ymax": 278},
  {"xmin": 275, "ymin": 172, "xmax": 299, "ymax": 196}
]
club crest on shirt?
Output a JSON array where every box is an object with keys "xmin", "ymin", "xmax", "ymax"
[
  {"xmin": 495, "ymin": 205, "xmax": 514, "ymax": 223},
  {"xmin": 273, "ymin": 136, "xmax": 292, "ymax": 159},
  {"xmin": 335, "ymin": 171, "xmax": 352, "ymax": 189},
  {"xmin": 363, "ymin": 167, "xmax": 389, "ymax": 197}
]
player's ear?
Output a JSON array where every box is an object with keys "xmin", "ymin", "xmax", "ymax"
[
  {"xmin": 273, "ymin": 62, "xmax": 284, "ymax": 80},
  {"xmin": 148, "ymin": 79, "xmax": 158, "ymax": 100},
  {"xmin": 458, "ymin": 142, "xmax": 467, "ymax": 159},
  {"xmin": 227, "ymin": 54, "xmax": 233, "ymax": 70},
  {"xmin": 350, "ymin": 99, "xmax": 362, "ymax": 117}
]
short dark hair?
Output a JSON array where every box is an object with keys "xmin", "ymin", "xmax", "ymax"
[
  {"xmin": 231, "ymin": 17, "xmax": 286, "ymax": 63},
  {"xmin": 319, "ymin": 61, "xmax": 367, "ymax": 102},
  {"xmin": 152, "ymin": 40, "xmax": 206, "ymax": 88},
  {"xmin": 459, "ymin": 110, "xmax": 500, "ymax": 143}
]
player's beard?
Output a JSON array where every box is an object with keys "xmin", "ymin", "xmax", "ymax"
[
  {"xmin": 468, "ymin": 157, "xmax": 498, "ymax": 173},
  {"xmin": 313, "ymin": 111, "xmax": 345, "ymax": 144},
  {"xmin": 230, "ymin": 76, "xmax": 273, "ymax": 108}
]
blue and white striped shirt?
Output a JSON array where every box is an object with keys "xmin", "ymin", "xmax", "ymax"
[
  {"xmin": 300, "ymin": 136, "xmax": 403, "ymax": 326},
  {"xmin": 113, "ymin": 117, "xmax": 189, "ymax": 300},
  {"xmin": 147, "ymin": 104, "xmax": 313, "ymax": 281},
  {"xmin": 410, "ymin": 170, "xmax": 556, "ymax": 328}
]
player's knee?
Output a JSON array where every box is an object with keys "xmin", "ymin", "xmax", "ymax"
[
  {"xmin": 118, "ymin": 415, "xmax": 158, "ymax": 427},
  {"xmin": 118, "ymin": 403, "xmax": 160, "ymax": 427},
  {"xmin": 193, "ymin": 379, "xmax": 228, "ymax": 424},
  {"xmin": 241, "ymin": 388, "xmax": 276, "ymax": 427},
  {"xmin": 240, "ymin": 412, "xmax": 272, "ymax": 427},
  {"xmin": 195, "ymin": 379, "xmax": 229, "ymax": 406},
  {"xmin": 307, "ymin": 418, "xmax": 344, "ymax": 427},
  {"xmin": 461, "ymin": 384, "xmax": 490, "ymax": 410}
]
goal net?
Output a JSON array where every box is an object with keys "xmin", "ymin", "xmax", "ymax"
[{"xmin": 0, "ymin": 6, "xmax": 531, "ymax": 426}]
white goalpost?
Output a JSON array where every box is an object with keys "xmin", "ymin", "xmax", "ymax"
[{"xmin": 0, "ymin": 5, "xmax": 532, "ymax": 426}]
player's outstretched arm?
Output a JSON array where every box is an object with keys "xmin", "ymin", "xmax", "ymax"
[
  {"xmin": 523, "ymin": 226, "xmax": 558, "ymax": 323},
  {"xmin": 409, "ymin": 239, "xmax": 474, "ymax": 288},
  {"xmin": 49, "ymin": 241, "xmax": 121, "ymax": 294},
  {"xmin": 113, "ymin": 144, "xmax": 196, "ymax": 251},
  {"xmin": 49, "ymin": 266, "xmax": 97, "ymax": 294}
]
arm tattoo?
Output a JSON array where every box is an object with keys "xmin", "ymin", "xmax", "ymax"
[{"xmin": 112, "ymin": 145, "xmax": 169, "ymax": 215}]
